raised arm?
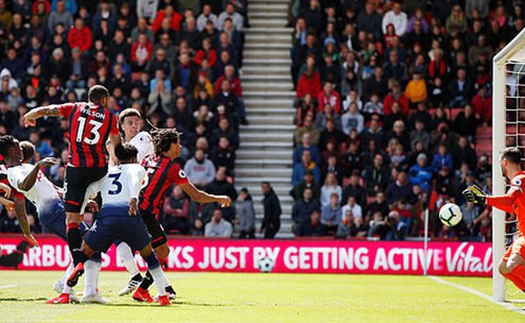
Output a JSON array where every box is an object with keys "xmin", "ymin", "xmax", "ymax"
[
  {"xmin": 179, "ymin": 181, "xmax": 231, "ymax": 207},
  {"xmin": 23, "ymin": 105, "xmax": 62, "ymax": 127},
  {"xmin": 13, "ymin": 195, "xmax": 38, "ymax": 247},
  {"xmin": 17, "ymin": 158, "xmax": 59, "ymax": 192}
]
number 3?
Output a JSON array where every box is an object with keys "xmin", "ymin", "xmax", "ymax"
[
  {"xmin": 108, "ymin": 173, "xmax": 122, "ymax": 195},
  {"xmin": 76, "ymin": 117, "xmax": 103, "ymax": 145}
]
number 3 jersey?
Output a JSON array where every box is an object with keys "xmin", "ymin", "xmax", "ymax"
[
  {"xmin": 99, "ymin": 164, "xmax": 146, "ymax": 218},
  {"xmin": 59, "ymin": 102, "xmax": 119, "ymax": 168}
]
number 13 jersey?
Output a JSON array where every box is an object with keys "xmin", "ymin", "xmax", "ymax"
[{"xmin": 59, "ymin": 102, "xmax": 119, "ymax": 168}]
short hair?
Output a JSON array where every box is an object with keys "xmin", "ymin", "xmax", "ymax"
[
  {"xmin": 115, "ymin": 143, "xmax": 138, "ymax": 162},
  {"xmin": 151, "ymin": 128, "xmax": 180, "ymax": 155},
  {"xmin": 501, "ymin": 147, "xmax": 522, "ymax": 165},
  {"xmin": 20, "ymin": 141, "xmax": 35, "ymax": 161},
  {"xmin": 88, "ymin": 85, "xmax": 109, "ymax": 104},
  {"xmin": 119, "ymin": 108, "xmax": 141, "ymax": 124},
  {"xmin": 0, "ymin": 135, "xmax": 16, "ymax": 156}
]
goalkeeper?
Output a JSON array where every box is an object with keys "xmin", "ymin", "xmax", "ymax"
[{"xmin": 463, "ymin": 147, "xmax": 525, "ymax": 292}]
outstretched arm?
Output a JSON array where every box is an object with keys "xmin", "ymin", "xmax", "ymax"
[
  {"xmin": 486, "ymin": 188, "xmax": 520, "ymax": 214},
  {"xmin": 17, "ymin": 158, "xmax": 59, "ymax": 192},
  {"xmin": 179, "ymin": 182, "xmax": 231, "ymax": 207},
  {"xmin": 23, "ymin": 105, "xmax": 62, "ymax": 127},
  {"xmin": 13, "ymin": 196, "xmax": 38, "ymax": 247}
]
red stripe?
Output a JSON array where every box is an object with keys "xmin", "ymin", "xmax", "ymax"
[
  {"xmin": 66, "ymin": 199, "xmax": 80, "ymax": 206},
  {"xmin": 67, "ymin": 223, "xmax": 79, "ymax": 229},
  {"xmin": 70, "ymin": 107, "xmax": 81, "ymax": 166},
  {"xmin": 151, "ymin": 236, "xmax": 164, "ymax": 243}
]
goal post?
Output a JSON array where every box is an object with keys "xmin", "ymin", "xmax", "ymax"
[{"xmin": 492, "ymin": 27, "xmax": 525, "ymax": 303}]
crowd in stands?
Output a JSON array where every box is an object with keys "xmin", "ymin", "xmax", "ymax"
[
  {"xmin": 0, "ymin": 0, "xmax": 260, "ymax": 239},
  {"xmin": 288, "ymin": 0, "xmax": 517, "ymax": 241}
]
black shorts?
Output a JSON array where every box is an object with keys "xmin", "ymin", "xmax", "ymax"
[
  {"xmin": 64, "ymin": 166, "xmax": 107, "ymax": 213},
  {"xmin": 141, "ymin": 210, "xmax": 167, "ymax": 248}
]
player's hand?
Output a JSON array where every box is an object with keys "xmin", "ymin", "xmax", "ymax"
[
  {"xmin": 217, "ymin": 196, "xmax": 231, "ymax": 208},
  {"xmin": 86, "ymin": 200, "xmax": 99, "ymax": 213},
  {"xmin": 129, "ymin": 198, "xmax": 138, "ymax": 216},
  {"xmin": 462, "ymin": 184, "xmax": 487, "ymax": 204},
  {"xmin": 23, "ymin": 116, "xmax": 36, "ymax": 128},
  {"xmin": 25, "ymin": 234, "xmax": 39, "ymax": 247},
  {"xmin": 4, "ymin": 200, "xmax": 14, "ymax": 211},
  {"xmin": 37, "ymin": 157, "xmax": 59, "ymax": 168},
  {"xmin": 0, "ymin": 183, "xmax": 11, "ymax": 198}
]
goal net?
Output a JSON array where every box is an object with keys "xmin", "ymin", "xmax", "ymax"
[{"xmin": 493, "ymin": 28, "xmax": 525, "ymax": 303}]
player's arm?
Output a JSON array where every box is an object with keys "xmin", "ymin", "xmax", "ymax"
[
  {"xmin": 17, "ymin": 158, "xmax": 59, "ymax": 192},
  {"xmin": 23, "ymin": 105, "xmax": 63, "ymax": 127},
  {"xmin": 0, "ymin": 196, "xmax": 14, "ymax": 211},
  {"xmin": 0, "ymin": 182, "xmax": 11, "ymax": 198},
  {"xmin": 179, "ymin": 182, "xmax": 231, "ymax": 207},
  {"xmin": 13, "ymin": 195, "xmax": 38, "ymax": 247},
  {"xmin": 128, "ymin": 167, "xmax": 145, "ymax": 216},
  {"xmin": 463, "ymin": 184, "xmax": 518, "ymax": 214}
]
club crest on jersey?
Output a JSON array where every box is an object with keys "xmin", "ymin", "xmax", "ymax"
[
  {"xmin": 179, "ymin": 170, "xmax": 187, "ymax": 178},
  {"xmin": 514, "ymin": 179, "xmax": 522, "ymax": 187}
]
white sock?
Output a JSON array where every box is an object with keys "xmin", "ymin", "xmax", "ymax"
[
  {"xmin": 61, "ymin": 262, "xmax": 74, "ymax": 294},
  {"xmin": 117, "ymin": 243, "xmax": 140, "ymax": 278},
  {"xmin": 162, "ymin": 273, "xmax": 172, "ymax": 290},
  {"xmin": 84, "ymin": 260, "xmax": 99, "ymax": 296},
  {"xmin": 150, "ymin": 266, "xmax": 167, "ymax": 296}
]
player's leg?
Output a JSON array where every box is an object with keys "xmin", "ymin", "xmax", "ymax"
[
  {"xmin": 0, "ymin": 240, "xmax": 31, "ymax": 267},
  {"xmin": 499, "ymin": 239, "xmax": 525, "ymax": 292},
  {"xmin": 82, "ymin": 252, "xmax": 110, "ymax": 304},
  {"xmin": 115, "ymin": 240, "xmax": 143, "ymax": 296},
  {"xmin": 125, "ymin": 216, "xmax": 170, "ymax": 305},
  {"xmin": 140, "ymin": 213, "xmax": 176, "ymax": 297}
]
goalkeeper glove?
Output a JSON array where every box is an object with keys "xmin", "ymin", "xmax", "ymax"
[{"xmin": 462, "ymin": 184, "xmax": 487, "ymax": 204}]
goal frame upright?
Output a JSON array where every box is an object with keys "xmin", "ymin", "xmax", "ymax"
[{"xmin": 492, "ymin": 27, "xmax": 525, "ymax": 303}]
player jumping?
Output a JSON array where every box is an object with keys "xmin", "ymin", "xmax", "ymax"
[
  {"xmin": 0, "ymin": 136, "xmax": 105, "ymax": 304},
  {"xmin": 463, "ymin": 147, "xmax": 525, "ymax": 293},
  {"xmin": 23, "ymin": 85, "xmax": 122, "ymax": 287},
  {"xmin": 67, "ymin": 143, "xmax": 172, "ymax": 306},
  {"xmin": 131, "ymin": 128, "xmax": 231, "ymax": 302}
]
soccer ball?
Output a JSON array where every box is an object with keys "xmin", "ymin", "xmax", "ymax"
[
  {"xmin": 439, "ymin": 203, "xmax": 463, "ymax": 227},
  {"xmin": 257, "ymin": 257, "xmax": 275, "ymax": 273}
]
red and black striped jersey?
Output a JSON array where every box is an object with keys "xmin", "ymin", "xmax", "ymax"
[
  {"xmin": 0, "ymin": 154, "xmax": 23, "ymax": 200},
  {"xmin": 139, "ymin": 155, "xmax": 189, "ymax": 214},
  {"xmin": 59, "ymin": 102, "xmax": 119, "ymax": 168}
]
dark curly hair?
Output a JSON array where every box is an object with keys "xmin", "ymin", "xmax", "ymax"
[
  {"xmin": 151, "ymin": 128, "xmax": 180, "ymax": 155},
  {"xmin": 0, "ymin": 135, "xmax": 16, "ymax": 157},
  {"xmin": 115, "ymin": 142, "xmax": 139, "ymax": 162}
]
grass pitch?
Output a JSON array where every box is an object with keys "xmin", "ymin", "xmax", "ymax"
[{"xmin": 0, "ymin": 271, "xmax": 523, "ymax": 323}]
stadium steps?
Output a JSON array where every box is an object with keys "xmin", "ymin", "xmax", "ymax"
[{"xmin": 236, "ymin": 0, "xmax": 295, "ymax": 238}]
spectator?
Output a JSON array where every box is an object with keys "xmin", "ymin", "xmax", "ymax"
[
  {"xmin": 234, "ymin": 187, "xmax": 255, "ymax": 239},
  {"xmin": 383, "ymin": 81, "xmax": 409, "ymax": 115},
  {"xmin": 356, "ymin": 2, "xmax": 382, "ymax": 41},
  {"xmin": 197, "ymin": 4, "xmax": 218, "ymax": 32},
  {"xmin": 217, "ymin": 3, "xmax": 243, "ymax": 31},
  {"xmin": 293, "ymin": 132, "xmax": 321, "ymax": 166},
  {"xmin": 184, "ymin": 149, "xmax": 216, "ymax": 188},
  {"xmin": 292, "ymin": 149, "xmax": 321, "ymax": 187},
  {"xmin": 341, "ymin": 102, "xmax": 364, "ymax": 135},
  {"xmin": 453, "ymin": 104, "xmax": 479, "ymax": 141},
  {"xmin": 204, "ymin": 208, "xmax": 233, "ymax": 238},
  {"xmin": 297, "ymin": 209, "xmax": 326, "ymax": 237},
  {"xmin": 292, "ymin": 188, "xmax": 319, "ymax": 232},
  {"xmin": 163, "ymin": 186, "xmax": 190, "ymax": 234},
  {"xmin": 67, "ymin": 17, "xmax": 92, "ymax": 54},
  {"xmin": 386, "ymin": 171, "xmax": 417, "ymax": 206},
  {"xmin": 261, "ymin": 182, "xmax": 281, "ymax": 239},
  {"xmin": 152, "ymin": 5, "xmax": 182, "ymax": 33},
  {"xmin": 342, "ymin": 173, "xmax": 366, "ymax": 209},
  {"xmin": 320, "ymin": 172, "xmax": 342, "ymax": 207},
  {"xmin": 136, "ymin": 0, "xmax": 159, "ymax": 21},
  {"xmin": 363, "ymin": 153, "xmax": 390, "ymax": 196},
  {"xmin": 294, "ymin": 114, "xmax": 320, "ymax": 146},
  {"xmin": 341, "ymin": 195, "xmax": 362, "ymax": 219},
  {"xmin": 291, "ymin": 169, "xmax": 320, "ymax": 202},
  {"xmin": 205, "ymin": 167, "xmax": 238, "ymax": 221},
  {"xmin": 366, "ymin": 191, "xmax": 389, "ymax": 219},
  {"xmin": 315, "ymin": 103, "xmax": 341, "ymax": 130},
  {"xmin": 321, "ymin": 193, "xmax": 342, "ymax": 233},
  {"xmin": 382, "ymin": 2, "xmax": 407, "ymax": 37},
  {"xmin": 296, "ymin": 63, "xmax": 321, "ymax": 99},
  {"xmin": 408, "ymin": 153, "xmax": 433, "ymax": 192},
  {"xmin": 471, "ymin": 85, "xmax": 492, "ymax": 125},
  {"xmin": 404, "ymin": 70, "xmax": 427, "ymax": 107},
  {"xmin": 432, "ymin": 144, "xmax": 453, "ymax": 172},
  {"xmin": 131, "ymin": 33, "xmax": 153, "ymax": 72}
]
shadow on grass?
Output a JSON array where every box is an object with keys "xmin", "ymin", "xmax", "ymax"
[
  {"xmin": 0, "ymin": 297, "xmax": 48, "ymax": 302},
  {"xmin": 103, "ymin": 301, "xmax": 228, "ymax": 308}
]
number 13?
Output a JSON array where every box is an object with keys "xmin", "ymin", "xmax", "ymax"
[{"xmin": 76, "ymin": 117, "xmax": 102, "ymax": 145}]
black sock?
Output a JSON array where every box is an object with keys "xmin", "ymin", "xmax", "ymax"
[
  {"xmin": 0, "ymin": 252, "xmax": 23, "ymax": 267},
  {"xmin": 165, "ymin": 285, "xmax": 176, "ymax": 295},
  {"xmin": 67, "ymin": 226, "xmax": 87, "ymax": 265},
  {"xmin": 132, "ymin": 273, "xmax": 143, "ymax": 281},
  {"xmin": 138, "ymin": 271, "xmax": 154, "ymax": 290}
]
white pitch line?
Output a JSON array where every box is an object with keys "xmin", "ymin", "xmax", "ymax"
[
  {"xmin": 429, "ymin": 276, "xmax": 525, "ymax": 316},
  {"xmin": 0, "ymin": 284, "xmax": 17, "ymax": 289}
]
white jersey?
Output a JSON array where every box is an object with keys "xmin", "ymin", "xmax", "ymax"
[
  {"xmin": 7, "ymin": 164, "xmax": 61, "ymax": 214},
  {"xmin": 129, "ymin": 131, "xmax": 154, "ymax": 164},
  {"xmin": 98, "ymin": 164, "xmax": 146, "ymax": 217}
]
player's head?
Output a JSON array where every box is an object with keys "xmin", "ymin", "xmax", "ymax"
[
  {"xmin": 499, "ymin": 147, "xmax": 523, "ymax": 178},
  {"xmin": 20, "ymin": 141, "xmax": 35, "ymax": 163},
  {"xmin": 88, "ymin": 85, "xmax": 110, "ymax": 107},
  {"xmin": 115, "ymin": 143, "xmax": 138, "ymax": 164},
  {"xmin": 0, "ymin": 135, "xmax": 21, "ymax": 164},
  {"xmin": 151, "ymin": 128, "xmax": 181, "ymax": 159},
  {"xmin": 119, "ymin": 108, "xmax": 141, "ymax": 139}
]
